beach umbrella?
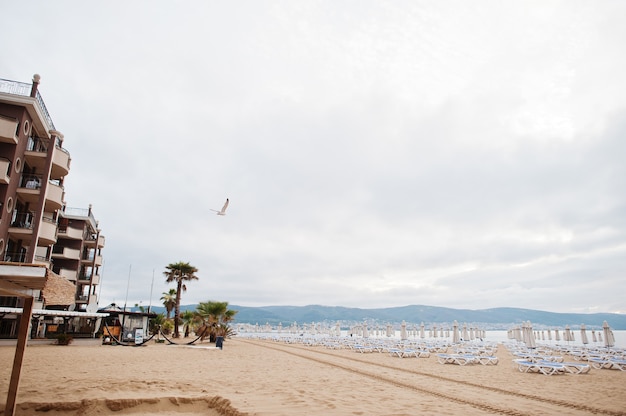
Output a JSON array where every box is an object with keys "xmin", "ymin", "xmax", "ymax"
[
  {"xmin": 401, "ymin": 320, "xmax": 408, "ymax": 340},
  {"xmin": 386, "ymin": 323, "xmax": 393, "ymax": 337},
  {"xmin": 564, "ymin": 325, "xmax": 573, "ymax": 343},
  {"xmin": 598, "ymin": 331, "xmax": 603, "ymax": 343},
  {"xmin": 439, "ymin": 326, "xmax": 444, "ymax": 338},
  {"xmin": 433, "ymin": 324, "xmax": 438, "ymax": 338},
  {"xmin": 547, "ymin": 329, "xmax": 552, "ymax": 341},
  {"xmin": 511, "ymin": 326, "xmax": 521, "ymax": 342},
  {"xmin": 452, "ymin": 320, "xmax": 460, "ymax": 344},
  {"xmin": 541, "ymin": 331, "xmax": 545, "ymax": 341},
  {"xmin": 523, "ymin": 322, "xmax": 536, "ymax": 348},
  {"xmin": 420, "ymin": 322, "xmax": 425, "ymax": 339},
  {"xmin": 603, "ymin": 321, "xmax": 615, "ymax": 349},
  {"xmin": 362, "ymin": 322, "xmax": 369, "ymax": 338},
  {"xmin": 554, "ymin": 329, "xmax": 560, "ymax": 342},
  {"xmin": 592, "ymin": 330, "xmax": 597, "ymax": 343},
  {"xmin": 462, "ymin": 323, "xmax": 469, "ymax": 341},
  {"xmin": 580, "ymin": 324, "xmax": 589, "ymax": 345}
]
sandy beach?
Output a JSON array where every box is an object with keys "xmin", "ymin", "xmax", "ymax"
[{"xmin": 1, "ymin": 337, "xmax": 625, "ymax": 416}]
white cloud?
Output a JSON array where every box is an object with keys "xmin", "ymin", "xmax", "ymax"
[{"xmin": 1, "ymin": 0, "xmax": 625, "ymax": 314}]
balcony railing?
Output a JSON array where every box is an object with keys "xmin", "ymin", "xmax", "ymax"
[
  {"xmin": 11, "ymin": 211, "xmax": 34, "ymax": 229},
  {"xmin": 63, "ymin": 207, "xmax": 96, "ymax": 226},
  {"xmin": 0, "ymin": 78, "xmax": 56, "ymax": 131},
  {"xmin": 4, "ymin": 252, "xmax": 26, "ymax": 263},
  {"xmin": 20, "ymin": 174, "xmax": 42, "ymax": 189},
  {"xmin": 27, "ymin": 136, "xmax": 49, "ymax": 152}
]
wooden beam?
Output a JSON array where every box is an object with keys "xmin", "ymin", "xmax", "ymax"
[
  {"xmin": 0, "ymin": 280, "xmax": 34, "ymax": 297},
  {"xmin": 5, "ymin": 296, "xmax": 34, "ymax": 416}
]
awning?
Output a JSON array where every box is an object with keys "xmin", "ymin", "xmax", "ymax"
[
  {"xmin": 0, "ymin": 263, "xmax": 49, "ymax": 297},
  {"xmin": 0, "ymin": 307, "xmax": 108, "ymax": 318}
]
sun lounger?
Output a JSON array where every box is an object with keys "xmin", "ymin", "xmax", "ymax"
[
  {"xmin": 558, "ymin": 361, "xmax": 591, "ymax": 374},
  {"xmin": 437, "ymin": 353, "xmax": 477, "ymax": 365},
  {"xmin": 540, "ymin": 355, "xmax": 564, "ymax": 363},
  {"xmin": 416, "ymin": 350, "xmax": 431, "ymax": 358},
  {"xmin": 353, "ymin": 345, "xmax": 374, "ymax": 353},
  {"xmin": 610, "ymin": 359, "xmax": 626, "ymax": 371},
  {"xmin": 589, "ymin": 358, "xmax": 626, "ymax": 371},
  {"xmin": 514, "ymin": 359, "xmax": 565, "ymax": 375},
  {"xmin": 476, "ymin": 356, "xmax": 499, "ymax": 365},
  {"xmin": 388, "ymin": 348, "xmax": 404, "ymax": 357}
]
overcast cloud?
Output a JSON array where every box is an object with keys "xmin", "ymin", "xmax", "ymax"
[{"xmin": 1, "ymin": 1, "xmax": 625, "ymax": 314}]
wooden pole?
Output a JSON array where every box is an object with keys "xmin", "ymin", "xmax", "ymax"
[{"xmin": 5, "ymin": 296, "xmax": 35, "ymax": 416}]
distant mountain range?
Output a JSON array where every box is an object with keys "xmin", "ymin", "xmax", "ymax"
[{"xmin": 141, "ymin": 304, "xmax": 626, "ymax": 330}]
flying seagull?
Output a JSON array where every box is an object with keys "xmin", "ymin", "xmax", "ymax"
[{"xmin": 211, "ymin": 198, "xmax": 229, "ymax": 216}]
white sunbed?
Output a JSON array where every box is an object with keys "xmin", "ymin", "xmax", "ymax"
[
  {"xmin": 513, "ymin": 359, "xmax": 565, "ymax": 375},
  {"xmin": 476, "ymin": 356, "xmax": 499, "ymax": 365},
  {"xmin": 437, "ymin": 353, "xmax": 477, "ymax": 365},
  {"xmin": 589, "ymin": 358, "xmax": 626, "ymax": 371},
  {"xmin": 558, "ymin": 361, "xmax": 591, "ymax": 374},
  {"xmin": 353, "ymin": 345, "xmax": 374, "ymax": 353}
]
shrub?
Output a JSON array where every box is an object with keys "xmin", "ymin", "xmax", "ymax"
[{"xmin": 56, "ymin": 334, "xmax": 73, "ymax": 345}]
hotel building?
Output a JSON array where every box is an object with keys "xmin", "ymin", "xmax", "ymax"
[{"xmin": 0, "ymin": 74, "xmax": 105, "ymax": 338}]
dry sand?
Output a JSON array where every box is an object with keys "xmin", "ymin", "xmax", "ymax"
[{"xmin": 1, "ymin": 337, "xmax": 625, "ymax": 415}]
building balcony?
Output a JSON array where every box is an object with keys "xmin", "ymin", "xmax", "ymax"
[
  {"xmin": 84, "ymin": 235, "xmax": 105, "ymax": 248},
  {"xmin": 37, "ymin": 217, "xmax": 58, "ymax": 246},
  {"xmin": 33, "ymin": 257, "xmax": 51, "ymax": 268},
  {"xmin": 0, "ymin": 157, "xmax": 11, "ymax": 184},
  {"xmin": 8, "ymin": 219, "xmax": 33, "ymax": 245},
  {"xmin": 51, "ymin": 145, "xmax": 70, "ymax": 178},
  {"xmin": 45, "ymin": 181, "xmax": 64, "ymax": 211},
  {"xmin": 78, "ymin": 273, "xmax": 100, "ymax": 286},
  {"xmin": 51, "ymin": 246, "xmax": 80, "ymax": 260},
  {"xmin": 58, "ymin": 268, "xmax": 78, "ymax": 281},
  {"xmin": 16, "ymin": 174, "xmax": 42, "ymax": 205},
  {"xmin": 82, "ymin": 254, "xmax": 103, "ymax": 267},
  {"xmin": 24, "ymin": 149, "xmax": 47, "ymax": 173},
  {"xmin": 57, "ymin": 225, "xmax": 84, "ymax": 240},
  {"xmin": 0, "ymin": 115, "xmax": 18, "ymax": 144}
]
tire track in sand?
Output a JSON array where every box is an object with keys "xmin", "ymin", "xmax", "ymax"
[{"xmin": 241, "ymin": 339, "xmax": 625, "ymax": 416}]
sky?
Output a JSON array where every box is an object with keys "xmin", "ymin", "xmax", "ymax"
[{"xmin": 1, "ymin": 1, "xmax": 625, "ymax": 314}]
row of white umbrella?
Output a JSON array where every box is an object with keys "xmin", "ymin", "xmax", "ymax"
[
  {"xmin": 349, "ymin": 320, "xmax": 484, "ymax": 342},
  {"xmin": 511, "ymin": 320, "xmax": 616, "ymax": 349}
]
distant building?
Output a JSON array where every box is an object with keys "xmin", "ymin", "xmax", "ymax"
[
  {"xmin": 53, "ymin": 206, "xmax": 105, "ymax": 313},
  {"xmin": 0, "ymin": 74, "xmax": 106, "ymax": 339}
]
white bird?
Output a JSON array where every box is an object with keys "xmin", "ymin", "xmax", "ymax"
[{"xmin": 211, "ymin": 198, "xmax": 229, "ymax": 216}]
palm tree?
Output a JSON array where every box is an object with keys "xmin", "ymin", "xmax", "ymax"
[
  {"xmin": 160, "ymin": 289, "xmax": 177, "ymax": 319},
  {"xmin": 164, "ymin": 261, "xmax": 199, "ymax": 338},
  {"xmin": 196, "ymin": 301, "xmax": 238, "ymax": 342},
  {"xmin": 181, "ymin": 310, "xmax": 195, "ymax": 338}
]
